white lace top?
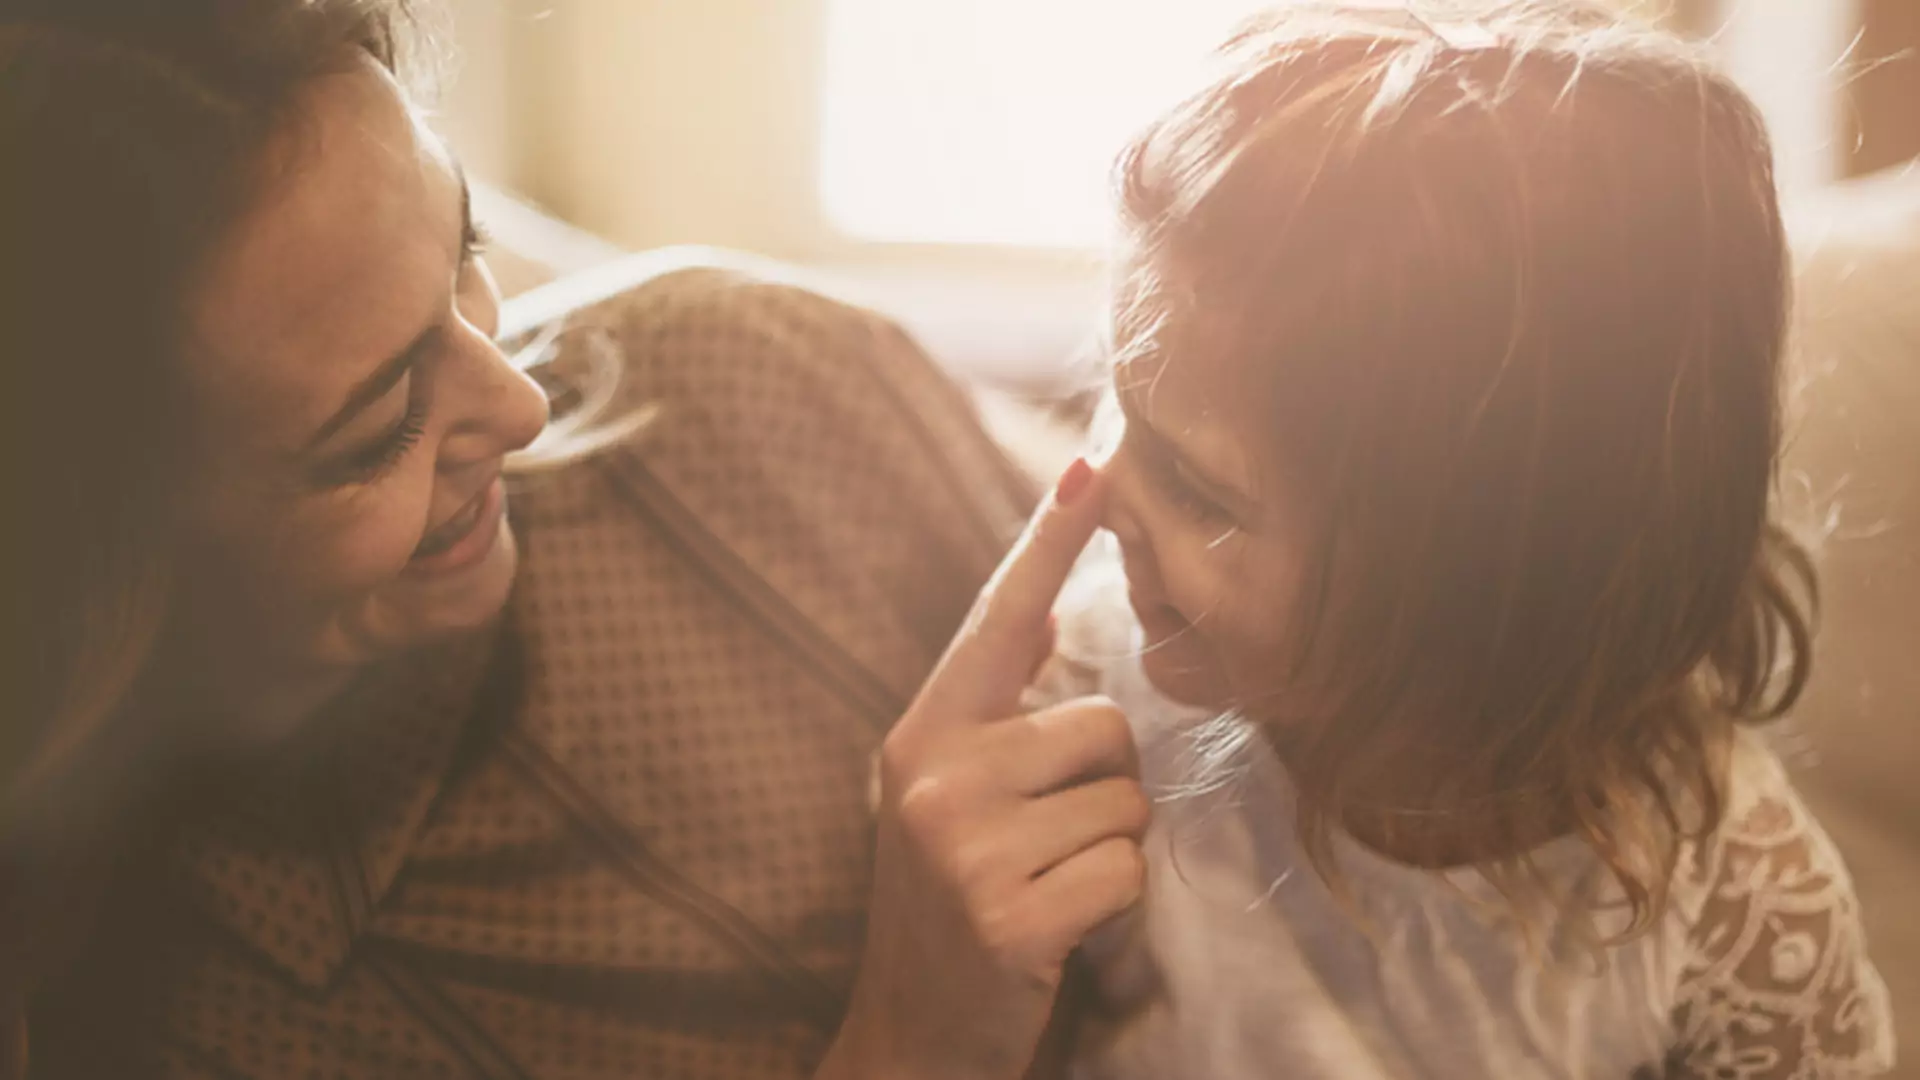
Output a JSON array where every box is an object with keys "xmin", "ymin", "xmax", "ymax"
[{"xmin": 1046, "ymin": 561, "xmax": 1896, "ymax": 1080}]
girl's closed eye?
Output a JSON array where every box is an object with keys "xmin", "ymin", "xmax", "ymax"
[
  {"xmin": 461, "ymin": 216, "xmax": 491, "ymax": 260},
  {"xmin": 1148, "ymin": 443, "xmax": 1232, "ymax": 525}
]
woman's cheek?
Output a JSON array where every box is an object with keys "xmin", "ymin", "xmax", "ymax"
[{"xmin": 283, "ymin": 467, "xmax": 438, "ymax": 602}]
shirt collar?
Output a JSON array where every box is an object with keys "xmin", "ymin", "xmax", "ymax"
[{"xmin": 168, "ymin": 627, "xmax": 509, "ymax": 990}]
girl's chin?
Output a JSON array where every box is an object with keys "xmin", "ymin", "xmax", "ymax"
[{"xmin": 1138, "ymin": 641, "xmax": 1227, "ymax": 708}]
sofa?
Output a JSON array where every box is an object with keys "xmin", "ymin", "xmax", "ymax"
[{"xmin": 1777, "ymin": 166, "xmax": 1920, "ymax": 1066}]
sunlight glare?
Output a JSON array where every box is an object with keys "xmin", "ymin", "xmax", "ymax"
[{"xmin": 820, "ymin": 0, "xmax": 1274, "ymax": 248}]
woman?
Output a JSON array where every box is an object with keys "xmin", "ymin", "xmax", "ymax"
[{"xmin": 1, "ymin": 2, "xmax": 1146, "ymax": 1077}]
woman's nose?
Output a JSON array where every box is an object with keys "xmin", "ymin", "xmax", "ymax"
[{"xmin": 440, "ymin": 331, "xmax": 551, "ymax": 467}]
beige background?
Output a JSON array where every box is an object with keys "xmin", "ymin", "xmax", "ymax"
[{"xmin": 441, "ymin": 0, "xmax": 1863, "ymax": 260}]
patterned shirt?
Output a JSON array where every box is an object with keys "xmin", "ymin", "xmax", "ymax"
[{"xmin": 31, "ymin": 262, "xmax": 1034, "ymax": 1080}]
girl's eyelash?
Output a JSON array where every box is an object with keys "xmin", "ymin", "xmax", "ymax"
[
  {"xmin": 1117, "ymin": 417, "xmax": 1227, "ymax": 523},
  {"xmin": 462, "ymin": 217, "xmax": 492, "ymax": 258},
  {"xmin": 1149, "ymin": 444, "xmax": 1229, "ymax": 523}
]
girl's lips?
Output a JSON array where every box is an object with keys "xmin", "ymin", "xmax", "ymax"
[
  {"xmin": 406, "ymin": 478, "xmax": 504, "ymax": 576},
  {"xmin": 1129, "ymin": 590, "xmax": 1192, "ymax": 636}
]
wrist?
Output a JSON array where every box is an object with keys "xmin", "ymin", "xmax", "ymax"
[
  {"xmin": 817, "ymin": 1006, "xmax": 957, "ymax": 1080},
  {"xmin": 816, "ymin": 1008, "xmax": 894, "ymax": 1080}
]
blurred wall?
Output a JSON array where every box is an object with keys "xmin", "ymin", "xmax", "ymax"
[
  {"xmin": 436, "ymin": 0, "xmax": 516, "ymax": 185},
  {"xmin": 440, "ymin": 0, "xmax": 1110, "ymax": 390},
  {"xmin": 442, "ymin": 0, "xmax": 835, "ymax": 262},
  {"xmin": 1844, "ymin": 0, "xmax": 1920, "ymax": 177},
  {"xmin": 440, "ymin": 0, "xmax": 1868, "ymax": 264},
  {"xmin": 1706, "ymin": 0, "xmax": 1862, "ymax": 192},
  {"xmin": 434, "ymin": 0, "xmax": 1885, "ymax": 391}
]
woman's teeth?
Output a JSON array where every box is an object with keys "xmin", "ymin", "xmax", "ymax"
[{"xmin": 415, "ymin": 493, "xmax": 484, "ymax": 558}]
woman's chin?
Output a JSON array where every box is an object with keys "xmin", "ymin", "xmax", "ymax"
[
  {"xmin": 422, "ymin": 519, "xmax": 520, "ymax": 635},
  {"xmin": 379, "ymin": 516, "xmax": 521, "ymax": 651}
]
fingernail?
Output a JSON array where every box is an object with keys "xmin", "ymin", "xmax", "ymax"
[{"xmin": 1055, "ymin": 457, "xmax": 1093, "ymax": 505}]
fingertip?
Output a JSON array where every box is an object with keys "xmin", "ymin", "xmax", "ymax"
[{"xmin": 1055, "ymin": 457, "xmax": 1094, "ymax": 506}]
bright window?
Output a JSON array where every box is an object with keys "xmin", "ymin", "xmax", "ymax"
[{"xmin": 819, "ymin": 0, "xmax": 1274, "ymax": 249}]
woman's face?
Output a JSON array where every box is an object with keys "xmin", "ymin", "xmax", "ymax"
[
  {"xmin": 172, "ymin": 54, "xmax": 548, "ymax": 706},
  {"xmin": 1097, "ymin": 342, "xmax": 1313, "ymax": 712}
]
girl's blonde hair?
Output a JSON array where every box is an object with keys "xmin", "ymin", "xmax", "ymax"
[{"xmin": 1113, "ymin": 1, "xmax": 1811, "ymax": 935}]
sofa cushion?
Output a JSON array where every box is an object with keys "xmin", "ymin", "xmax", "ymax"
[{"xmin": 1780, "ymin": 161, "xmax": 1920, "ymax": 1061}]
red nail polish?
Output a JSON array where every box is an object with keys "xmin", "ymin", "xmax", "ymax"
[{"xmin": 1055, "ymin": 457, "xmax": 1093, "ymax": 505}]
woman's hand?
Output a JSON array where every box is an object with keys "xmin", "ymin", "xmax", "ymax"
[{"xmin": 821, "ymin": 460, "xmax": 1148, "ymax": 1080}]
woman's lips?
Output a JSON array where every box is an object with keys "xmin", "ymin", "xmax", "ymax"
[{"xmin": 407, "ymin": 478, "xmax": 504, "ymax": 576}]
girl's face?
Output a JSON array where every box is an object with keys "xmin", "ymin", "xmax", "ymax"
[
  {"xmin": 1098, "ymin": 343, "xmax": 1315, "ymax": 711},
  {"xmin": 171, "ymin": 54, "xmax": 549, "ymax": 719}
]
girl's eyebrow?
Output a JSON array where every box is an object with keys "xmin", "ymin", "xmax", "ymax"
[{"xmin": 1115, "ymin": 383, "xmax": 1254, "ymax": 508}]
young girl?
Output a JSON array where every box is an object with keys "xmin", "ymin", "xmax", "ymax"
[{"xmin": 1043, "ymin": 3, "xmax": 1897, "ymax": 1077}]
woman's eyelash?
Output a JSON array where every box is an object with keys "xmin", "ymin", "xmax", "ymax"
[
  {"xmin": 336, "ymin": 399, "xmax": 428, "ymax": 484},
  {"xmin": 315, "ymin": 214, "xmax": 482, "ymax": 490}
]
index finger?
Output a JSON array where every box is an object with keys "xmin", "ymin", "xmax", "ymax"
[{"xmin": 919, "ymin": 457, "xmax": 1106, "ymax": 719}]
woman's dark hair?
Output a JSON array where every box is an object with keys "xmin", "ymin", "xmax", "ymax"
[
  {"xmin": 1, "ymin": 2, "xmax": 422, "ymax": 1069},
  {"xmin": 1112, "ymin": 1, "xmax": 1811, "ymax": 937}
]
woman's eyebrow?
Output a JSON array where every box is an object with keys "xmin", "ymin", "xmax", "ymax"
[
  {"xmin": 303, "ymin": 335, "xmax": 429, "ymax": 451},
  {"xmin": 304, "ymin": 160, "xmax": 471, "ymax": 452}
]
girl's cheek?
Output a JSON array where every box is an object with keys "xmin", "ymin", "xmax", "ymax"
[
  {"xmin": 1104, "ymin": 452, "xmax": 1221, "ymax": 610},
  {"xmin": 1155, "ymin": 531, "xmax": 1232, "ymax": 621},
  {"xmin": 1225, "ymin": 535, "xmax": 1312, "ymax": 674},
  {"xmin": 1100, "ymin": 452, "xmax": 1162, "ymax": 576}
]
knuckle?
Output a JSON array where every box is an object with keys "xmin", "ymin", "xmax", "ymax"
[
  {"xmin": 1113, "ymin": 842, "xmax": 1149, "ymax": 896},
  {"xmin": 1052, "ymin": 696, "xmax": 1128, "ymax": 742},
  {"xmin": 949, "ymin": 835, "xmax": 1004, "ymax": 891},
  {"xmin": 1088, "ymin": 836, "xmax": 1147, "ymax": 896},
  {"xmin": 1088, "ymin": 702, "xmax": 1134, "ymax": 747},
  {"xmin": 877, "ymin": 726, "xmax": 921, "ymax": 788},
  {"xmin": 1115, "ymin": 783, "xmax": 1153, "ymax": 834},
  {"xmin": 894, "ymin": 774, "xmax": 958, "ymax": 838},
  {"xmin": 972, "ymin": 900, "xmax": 1042, "ymax": 971},
  {"xmin": 1000, "ymin": 710, "xmax": 1046, "ymax": 750},
  {"xmin": 969, "ymin": 898, "xmax": 1014, "ymax": 952}
]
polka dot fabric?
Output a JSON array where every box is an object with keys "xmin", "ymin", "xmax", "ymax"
[{"xmin": 32, "ymin": 264, "xmax": 1034, "ymax": 1079}]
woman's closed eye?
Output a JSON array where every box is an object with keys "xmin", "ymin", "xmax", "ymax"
[
  {"xmin": 319, "ymin": 391, "xmax": 428, "ymax": 487},
  {"xmin": 313, "ymin": 216, "xmax": 491, "ymax": 488}
]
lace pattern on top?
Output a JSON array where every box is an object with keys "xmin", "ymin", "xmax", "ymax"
[{"xmin": 1669, "ymin": 772, "xmax": 1895, "ymax": 1079}]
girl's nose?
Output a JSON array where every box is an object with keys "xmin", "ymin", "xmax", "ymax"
[{"xmin": 1096, "ymin": 454, "xmax": 1144, "ymax": 549}]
